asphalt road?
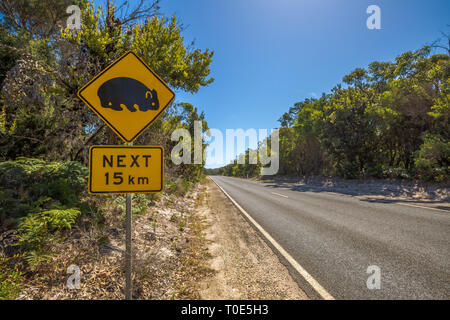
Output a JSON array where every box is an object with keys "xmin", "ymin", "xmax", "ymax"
[{"xmin": 210, "ymin": 176, "xmax": 450, "ymax": 299}]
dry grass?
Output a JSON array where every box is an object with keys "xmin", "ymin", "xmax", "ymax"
[
  {"xmin": 14, "ymin": 183, "xmax": 213, "ymax": 300},
  {"xmin": 170, "ymin": 185, "xmax": 215, "ymax": 299}
]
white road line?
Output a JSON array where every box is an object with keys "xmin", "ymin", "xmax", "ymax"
[
  {"xmin": 397, "ymin": 203, "xmax": 449, "ymax": 213},
  {"xmin": 271, "ymin": 192, "xmax": 289, "ymax": 198},
  {"xmin": 211, "ymin": 177, "xmax": 335, "ymax": 300}
]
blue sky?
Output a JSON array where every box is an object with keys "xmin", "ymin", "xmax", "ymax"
[{"xmin": 138, "ymin": 0, "xmax": 449, "ymax": 167}]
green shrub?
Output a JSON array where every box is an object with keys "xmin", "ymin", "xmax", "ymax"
[
  {"xmin": 165, "ymin": 180, "xmax": 177, "ymax": 194},
  {"xmin": 165, "ymin": 179, "xmax": 191, "ymax": 196},
  {"xmin": 0, "ymin": 255, "xmax": 24, "ymax": 300},
  {"xmin": 43, "ymin": 208, "xmax": 81, "ymax": 231},
  {"xmin": 382, "ymin": 167, "xmax": 411, "ymax": 180},
  {"xmin": 22, "ymin": 250, "xmax": 55, "ymax": 271},
  {"xmin": 0, "ymin": 158, "xmax": 88, "ymax": 222},
  {"xmin": 180, "ymin": 180, "xmax": 191, "ymax": 196},
  {"xmin": 0, "ymin": 158, "xmax": 104, "ymax": 271},
  {"xmin": 114, "ymin": 193, "xmax": 151, "ymax": 216},
  {"xmin": 414, "ymin": 134, "xmax": 450, "ymax": 181},
  {"xmin": 16, "ymin": 208, "xmax": 82, "ymax": 251},
  {"xmin": 337, "ymin": 161, "xmax": 359, "ymax": 179}
]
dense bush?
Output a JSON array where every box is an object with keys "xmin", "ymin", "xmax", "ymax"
[
  {"xmin": 0, "ymin": 157, "xmax": 88, "ymax": 225},
  {"xmin": 217, "ymin": 46, "xmax": 449, "ymax": 181},
  {"xmin": 0, "ymin": 158, "xmax": 94, "ymax": 271},
  {"xmin": 114, "ymin": 194, "xmax": 152, "ymax": 216},
  {"xmin": 381, "ymin": 167, "xmax": 412, "ymax": 180},
  {"xmin": 0, "ymin": 0, "xmax": 213, "ymax": 299},
  {"xmin": 0, "ymin": 255, "xmax": 24, "ymax": 300},
  {"xmin": 165, "ymin": 179, "xmax": 193, "ymax": 196},
  {"xmin": 414, "ymin": 134, "xmax": 450, "ymax": 181},
  {"xmin": 16, "ymin": 208, "xmax": 82, "ymax": 251}
]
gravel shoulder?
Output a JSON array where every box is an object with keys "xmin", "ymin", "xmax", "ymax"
[{"xmin": 196, "ymin": 178, "xmax": 308, "ymax": 300}]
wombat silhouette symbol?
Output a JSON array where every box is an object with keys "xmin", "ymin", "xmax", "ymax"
[{"xmin": 97, "ymin": 77, "xmax": 159, "ymax": 112}]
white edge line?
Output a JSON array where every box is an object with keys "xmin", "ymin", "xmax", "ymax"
[{"xmin": 210, "ymin": 177, "xmax": 335, "ymax": 300}]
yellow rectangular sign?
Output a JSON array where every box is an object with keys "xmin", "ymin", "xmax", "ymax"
[{"xmin": 89, "ymin": 145, "xmax": 164, "ymax": 194}]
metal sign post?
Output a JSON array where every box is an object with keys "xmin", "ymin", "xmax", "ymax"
[
  {"xmin": 125, "ymin": 191, "xmax": 133, "ymax": 299},
  {"xmin": 125, "ymin": 141, "xmax": 133, "ymax": 300}
]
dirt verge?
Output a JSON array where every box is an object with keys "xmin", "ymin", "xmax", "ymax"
[
  {"xmin": 13, "ymin": 178, "xmax": 308, "ymax": 300},
  {"xmin": 196, "ymin": 178, "xmax": 308, "ymax": 300}
]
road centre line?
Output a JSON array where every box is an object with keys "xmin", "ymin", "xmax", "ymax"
[{"xmin": 271, "ymin": 192, "xmax": 289, "ymax": 198}]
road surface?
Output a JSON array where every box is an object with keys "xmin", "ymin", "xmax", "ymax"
[{"xmin": 210, "ymin": 176, "xmax": 450, "ymax": 299}]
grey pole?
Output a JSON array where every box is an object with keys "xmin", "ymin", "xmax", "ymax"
[{"xmin": 125, "ymin": 142, "xmax": 133, "ymax": 300}]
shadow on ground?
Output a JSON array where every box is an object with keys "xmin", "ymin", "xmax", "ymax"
[{"xmin": 258, "ymin": 176, "xmax": 450, "ymax": 209}]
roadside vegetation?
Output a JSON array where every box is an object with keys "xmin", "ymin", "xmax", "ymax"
[
  {"xmin": 211, "ymin": 40, "xmax": 449, "ymax": 182},
  {"xmin": 0, "ymin": 0, "xmax": 212, "ymax": 299}
]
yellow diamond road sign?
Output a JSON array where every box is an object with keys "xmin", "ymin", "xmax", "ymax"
[{"xmin": 78, "ymin": 51, "xmax": 175, "ymax": 142}]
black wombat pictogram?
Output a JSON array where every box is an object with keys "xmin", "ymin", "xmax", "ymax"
[{"xmin": 97, "ymin": 77, "xmax": 159, "ymax": 112}]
